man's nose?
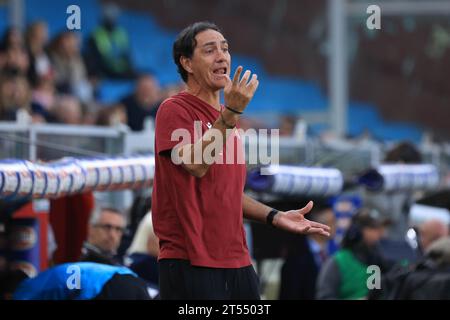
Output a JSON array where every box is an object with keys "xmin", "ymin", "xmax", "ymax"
[
  {"xmin": 216, "ymin": 50, "xmax": 227, "ymax": 62},
  {"xmin": 110, "ymin": 233, "xmax": 120, "ymax": 243},
  {"xmin": 108, "ymin": 229, "xmax": 121, "ymax": 240}
]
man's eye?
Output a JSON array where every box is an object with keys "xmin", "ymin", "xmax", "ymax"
[
  {"xmin": 222, "ymin": 48, "xmax": 229, "ymax": 53},
  {"xmin": 205, "ymin": 49, "xmax": 214, "ymax": 54}
]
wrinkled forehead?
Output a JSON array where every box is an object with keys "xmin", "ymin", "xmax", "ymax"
[{"xmin": 195, "ymin": 29, "xmax": 227, "ymax": 48}]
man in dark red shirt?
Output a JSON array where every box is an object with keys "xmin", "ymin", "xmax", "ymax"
[{"xmin": 152, "ymin": 21, "xmax": 330, "ymax": 300}]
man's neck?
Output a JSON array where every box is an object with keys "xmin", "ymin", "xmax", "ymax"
[{"xmin": 186, "ymin": 80, "xmax": 221, "ymax": 111}]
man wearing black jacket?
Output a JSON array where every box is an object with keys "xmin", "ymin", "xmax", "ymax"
[{"xmin": 80, "ymin": 207, "xmax": 126, "ymax": 266}]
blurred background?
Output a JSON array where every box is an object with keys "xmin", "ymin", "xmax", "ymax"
[{"xmin": 0, "ymin": 0, "xmax": 450, "ymax": 300}]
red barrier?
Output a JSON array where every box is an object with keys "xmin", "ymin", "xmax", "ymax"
[{"xmin": 49, "ymin": 192, "xmax": 94, "ymax": 264}]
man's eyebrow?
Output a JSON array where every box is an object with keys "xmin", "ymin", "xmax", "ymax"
[{"xmin": 202, "ymin": 40, "xmax": 228, "ymax": 47}]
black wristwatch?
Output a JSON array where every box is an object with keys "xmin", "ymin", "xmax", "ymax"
[{"xmin": 266, "ymin": 209, "xmax": 279, "ymax": 227}]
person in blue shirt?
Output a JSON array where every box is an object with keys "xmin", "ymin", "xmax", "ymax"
[{"xmin": 0, "ymin": 262, "xmax": 152, "ymax": 300}]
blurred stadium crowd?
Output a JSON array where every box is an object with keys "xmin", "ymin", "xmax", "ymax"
[{"xmin": 0, "ymin": 4, "xmax": 185, "ymax": 132}]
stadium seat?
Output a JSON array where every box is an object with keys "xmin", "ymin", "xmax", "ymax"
[
  {"xmin": 0, "ymin": 6, "xmax": 7, "ymax": 33},
  {"xmin": 97, "ymin": 80, "xmax": 135, "ymax": 104}
]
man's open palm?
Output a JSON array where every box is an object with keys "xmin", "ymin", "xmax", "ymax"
[{"xmin": 273, "ymin": 201, "xmax": 331, "ymax": 237}]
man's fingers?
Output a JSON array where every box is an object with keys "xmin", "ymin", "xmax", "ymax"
[
  {"xmin": 239, "ymin": 70, "xmax": 251, "ymax": 86},
  {"xmin": 246, "ymin": 74, "xmax": 258, "ymax": 87},
  {"xmin": 248, "ymin": 78, "xmax": 259, "ymax": 95},
  {"xmin": 307, "ymin": 227, "xmax": 331, "ymax": 237},
  {"xmin": 310, "ymin": 220, "xmax": 331, "ymax": 232},
  {"xmin": 254, "ymin": 80, "xmax": 259, "ymax": 92},
  {"xmin": 248, "ymin": 80, "xmax": 259, "ymax": 97},
  {"xmin": 224, "ymin": 74, "xmax": 232, "ymax": 89},
  {"xmin": 232, "ymin": 66, "xmax": 243, "ymax": 85},
  {"xmin": 298, "ymin": 201, "xmax": 314, "ymax": 216},
  {"xmin": 298, "ymin": 225, "xmax": 311, "ymax": 233}
]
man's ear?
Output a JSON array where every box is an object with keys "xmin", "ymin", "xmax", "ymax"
[{"xmin": 180, "ymin": 56, "xmax": 193, "ymax": 74}]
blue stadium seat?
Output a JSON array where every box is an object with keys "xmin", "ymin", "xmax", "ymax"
[
  {"xmin": 348, "ymin": 103, "xmax": 422, "ymax": 142},
  {"xmin": 246, "ymin": 77, "xmax": 327, "ymax": 114},
  {"xmin": 231, "ymin": 55, "xmax": 266, "ymax": 78},
  {"xmin": 25, "ymin": 0, "xmax": 100, "ymax": 40},
  {"xmin": 0, "ymin": 6, "xmax": 7, "ymax": 34},
  {"xmin": 117, "ymin": 10, "xmax": 161, "ymax": 36},
  {"xmin": 347, "ymin": 102, "xmax": 382, "ymax": 137},
  {"xmin": 119, "ymin": 11, "xmax": 179, "ymax": 84},
  {"xmin": 97, "ymin": 80, "xmax": 135, "ymax": 104}
]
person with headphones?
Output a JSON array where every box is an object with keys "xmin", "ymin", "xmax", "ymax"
[{"xmin": 316, "ymin": 208, "xmax": 390, "ymax": 300}]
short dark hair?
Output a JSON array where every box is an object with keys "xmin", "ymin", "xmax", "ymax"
[{"xmin": 173, "ymin": 21, "xmax": 222, "ymax": 83}]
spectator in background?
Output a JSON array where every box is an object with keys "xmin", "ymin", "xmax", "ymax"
[
  {"xmin": 384, "ymin": 141, "xmax": 422, "ymax": 164},
  {"xmin": 49, "ymin": 31, "xmax": 93, "ymax": 104},
  {"xmin": 365, "ymin": 141, "xmax": 423, "ymax": 240},
  {"xmin": 118, "ymin": 192, "xmax": 152, "ymax": 256},
  {"xmin": 52, "ymin": 95, "xmax": 83, "ymax": 125},
  {"xmin": 25, "ymin": 21, "xmax": 53, "ymax": 87},
  {"xmin": 279, "ymin": 115, "xmax": 297, "ymax": 137},
  {"xmin": 0, "ymin": 27, "xmax": 23, "ymax": 51},
  {"xmin": 0, "ymin": 262, "xmax": 151, "ymax": 300},
  {"xmin": 120, "ymin": 73, "xmax": 161, "ymax": 131},
  {"xmin": 30, "ymin": 75, "xmax": 58, "ymax": 123},
  {"xmin": 124, "ymin": 211, "xmax": 159, "ymax": 287},
  {"xmin": 378, "ymin": 237, "xmax": 450, "ymax": 300},
  {"xmin": 396, "ymin": 237, "xmax": 450, "ymax": 299},
  {"xmin": 279, "ymin": 200, "xmax": 338, "ymax": 300},
  {"xmin": 316, "ymin": 208, "xmax": 389, "ymax": 299},
  {"xmin": 80, "ymin": 207, "xmax": 126, "ymax": 266},
  {"xmin": 279, "ymin": 201, "xmax": 337, "ymax": 300},
  {"xmin": 416, "ymin": 219, "xmax": 449, "ymax": 255},
  {"xmin": 96, "ymin": 102, "xmax": 127, "ymax": 127},
  {"xmin": 369, "ymin": 217, "xmax": 449, "ymax": 300},
  {"xmin": 0, "ymin": 72, "xmax": 42, "ymax": 122},
  {"xmin": 85, "ymin": 3, "xmax": 136, "ymax": 79},
  {"xmin": 0, "ymin": 27, "xmax": 29, "ymax": 75}
]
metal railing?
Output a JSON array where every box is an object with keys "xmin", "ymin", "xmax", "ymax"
[
  {"xmin": 0, "ymin": 122, "xmax": 128, "ymax": 161},
  {"xmin": 0, "ymin": 120, "xmax": 448, "ymax": 209}
]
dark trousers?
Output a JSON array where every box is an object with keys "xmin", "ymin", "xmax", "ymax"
[{"xmin": 159, "ymin": 259, "xmax": 260, "ymax": 300}]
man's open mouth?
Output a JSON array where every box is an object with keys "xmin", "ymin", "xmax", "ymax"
[{"xmin": 213, "ymin": 67, "xmax": 227, "ymax": 75}]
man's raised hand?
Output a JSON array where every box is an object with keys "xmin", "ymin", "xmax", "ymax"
[{"xmin": 224, "ymin": 66, "xmax": 259, "ymax": 114}]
